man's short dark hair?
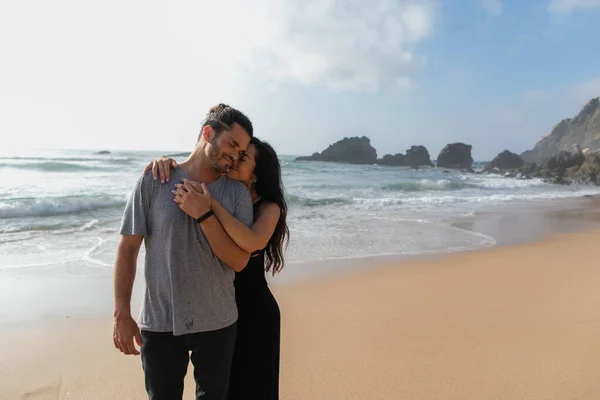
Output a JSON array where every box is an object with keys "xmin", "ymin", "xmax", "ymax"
[
  {"xmin": 197, "ymin": 119, "xmax": 231, "ymax": 143},
  {"xmin": 203, "ymin": 103, "xmax": 254, "ymax": 138}
]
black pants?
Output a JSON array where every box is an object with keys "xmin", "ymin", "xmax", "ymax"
[{"xmin": 140, "ymin": 323, "xmax": 237, "ymax": 400}]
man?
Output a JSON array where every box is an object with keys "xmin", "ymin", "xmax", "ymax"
[{"xmin": 113, "ymin": 104, "xmax": 254, "ymax": 399}]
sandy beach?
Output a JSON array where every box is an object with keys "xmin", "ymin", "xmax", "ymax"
[{"xmin": 1, "ymin": 227, "xmax": 600, "ymax": 399}]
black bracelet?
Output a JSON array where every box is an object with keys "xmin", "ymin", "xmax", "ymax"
[{"xmin": 196, "ymin": 210, "xmax": 215, "ymax": 224}]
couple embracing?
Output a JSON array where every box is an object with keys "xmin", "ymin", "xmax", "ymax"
[{"xmin": 113, "ymin": 104, "xmax": 288, "ymax": 399}]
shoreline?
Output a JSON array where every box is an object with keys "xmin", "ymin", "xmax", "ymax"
[
  {"xmin": 1, "ymin": 195, "xmax": 600, "ymax": 329},
  {"xmin": 272, "ymin": 193, "xmax": 600, "ymax": 284}
]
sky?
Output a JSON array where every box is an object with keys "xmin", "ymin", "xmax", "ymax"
[{"xmin": 1, "ymin": 0, "xmax": 599, "ymax": 161}]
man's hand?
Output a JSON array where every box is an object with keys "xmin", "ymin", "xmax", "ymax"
[
  {"xmin": 172, "ymin": 178, "xmax": 212, "ymax": 219},
  {"xmin": 113, "ymin": 313, "xmax": 144, "ymax": 355}
]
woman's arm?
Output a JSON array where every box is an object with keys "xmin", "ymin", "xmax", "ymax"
[
  {"xmin": 176, "ymin": 180, "xmax": 281, "ymax": 253},
  {"xmin": 173, "ymin": 180, "xmax": 250, "ymax": 271},
  {"xmin": 211, "ymin": 197, "xmax": 281, "ymax": 253}
]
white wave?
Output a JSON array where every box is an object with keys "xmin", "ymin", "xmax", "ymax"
[
  {"xmin": 352, "ymin": 186, "xmax": 600, "ymax": 207},
  {"xmin": 49, "ymin": 219, "xmax": 101, "ymax": 235},
  {"xmin": 1, "ymin": 236, "xmax": 113, "ymax": 270},
  {"xmin": 0, "ymin": 196, "xmax": 125, "ymax": 218},
  {"xmin": 380, "ymin": 179, "xmax": 474, "ymax": 192},
  {"xmin": 79, "ymin": 219, "xmax": 99, "ymax": 231},
  {"xmin": 418, "ymin": 179, "xmax": 466, "ymax": 190},
  {"xmin": 82, "ymin": 237, "xmax": 112, "ymax": 267},
  {"xmin": 0, "ymin": 156, "xmax": 132, "ymax": 162},
  {"xmin": 468, "ymin": 175, "xmax": 547, "ymax": 189},
  {"xmin": 286, "ymin": 222, "xmax": 497, "ymax": 264}
]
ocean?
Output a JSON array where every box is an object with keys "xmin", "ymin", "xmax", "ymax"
[{"xmin": 2, "ymin": 149, "xmax": 600, "ymax": 274}]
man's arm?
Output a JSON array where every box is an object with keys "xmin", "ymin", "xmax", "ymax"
[
  {"xmin": 113, "ymin": 234, "xmax": 143, "ymax": 317},
  {"xmin": 113, "ymin": 234, "xmax": 145, "ymax": 356},
  {"xmin": 113, "ymin": 172, "xmax": 152, "ymax": 356}
]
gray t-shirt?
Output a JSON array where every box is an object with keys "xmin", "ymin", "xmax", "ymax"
[{"xmin": 119, "ymin": 167, "xmax": 253, "ymax": 335}]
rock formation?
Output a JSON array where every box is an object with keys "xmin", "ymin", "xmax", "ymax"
[
  {"xmin": 376, "ymin": 145, "xmax": 433, "ymax": 167},
  {"xmin": 485, "ymin": 150, "xmax": 524, "ymax": 171},
  {"xmin": 376, "ymin": 153, "xmax": 406, "ymax": 166},
  {"xmin": 296, "ymin": 136, "xmax": 378, "ymax": 164},
  {"xmin": 436, "ymin": 143, "xmax": 473, "ymax": 169},
  {"xmin": 405, "ymin": 146, "xmax": 434, "ymax": 167}
]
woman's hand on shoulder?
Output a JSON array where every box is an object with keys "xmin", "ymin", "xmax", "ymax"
[{"xmin": 142, "ymin": 156, "xmax": 178, "ymax": 183}]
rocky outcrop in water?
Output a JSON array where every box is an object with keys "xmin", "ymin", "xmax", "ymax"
[
  {"xmin": 485, "ymin": 150, "xmax": 524, "ymax": 172},
  {"xmin": 536, "ymin": 149, "xmax": 600, "ymax": 185},
  {"xmin": 95, "ymin": 151, "xmax": 111, "ymax": 155},
  {"xmin": 296, "ymin": 136, "xmax": 378, "ymax": 165},
  {"xmin": 405, "ymin": 146, "xmax": 434, "ymax": 167},
  {"xmin": 376, "ymin": 153, "xmax": 406, "ymax": 166},
  {"xmin": 529, "ymin": 146, "xmax": 600, "ymax": 184},
  {"xmin": 376, "ymin": 145, "xmax": 433, "ymax": 167},
  {"xmin": 568, "ymin": 152, "xmax": 600, "ymax": 184},
  {"xmin": 436, "ymin": 143, "xmax": 473, "ymax": 169},
  {"xmin": 536, "ymin": 146, "xmax": 585, "ymax": 179},
  {"xmin": 485, "ymin": 145, "xmax": 600, "ymax": 185},
  {"xmin": 521, "ymin": 97, "xmax": 600, "ymax": 163}
]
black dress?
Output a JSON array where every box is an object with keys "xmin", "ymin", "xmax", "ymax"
[{"xmin": 227, "ymin": 199, "xmax": 281, "ymax": 400}]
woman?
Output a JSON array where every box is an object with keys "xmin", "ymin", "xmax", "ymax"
[{"xmin": 143, "ymin": 137, "xmax": 288, "ymax": 400}]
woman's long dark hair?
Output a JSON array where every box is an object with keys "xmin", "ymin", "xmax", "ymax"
[{"xmin": 251, "ymin": 137, "xmax": 289, "ymax": 274}]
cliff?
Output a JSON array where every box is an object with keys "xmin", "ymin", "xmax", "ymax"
[{"xmin": 521, "ymin": 97, "xmax": 600, "ymax": 163}]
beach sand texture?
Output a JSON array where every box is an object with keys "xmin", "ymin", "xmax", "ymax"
[{"xmin": 2, "ymin": 229, "xmax": 600, "ymax": 399}]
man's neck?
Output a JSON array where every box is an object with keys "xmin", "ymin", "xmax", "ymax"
[{"xmin": 179, "ymin": 150, "xmax": 221, "ymax": 184}]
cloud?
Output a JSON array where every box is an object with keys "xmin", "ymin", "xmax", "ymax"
[
  {"xmin": 547, "ymin": 0, "xmax": 600, "ymax": 14},
  {"xmin": 0, "ymin": 0, "xmax": 437, "ymax": 98},
  {"xmin": 479, "ymin": 0, "xmax": 504, "ymax": 16},
  {"xmin": 93, "ymin": 0, "xmax": 435, "ymax": 95},
  {"xmin": 0, "ymin": 0, "xmax": 438, "ymax": 152},
  {"xmin": 241, "ymin": 0, "xmax": 437, "ymax": 93}
]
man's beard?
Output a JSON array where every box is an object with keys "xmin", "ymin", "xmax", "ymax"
[{"xmin": 207, "ymin": 142, "xmax": 229, "ymax": 173}]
